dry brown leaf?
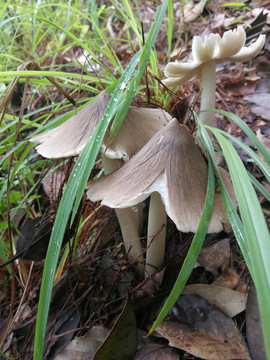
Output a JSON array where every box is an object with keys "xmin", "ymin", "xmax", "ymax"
[
  {"xmin": 55, "ymin": 326, "xmax": 109, "ymax": 360},
  {"xmin": 213, "ymin": 268, "xmax": 241, "ymax": 290},
  {"xmin": 246, "ymin": 93, "xmax": 270, "ymax": 121},
  {"xmin": 246, "ymin": 284, "xmax": 267, "ymax": 360},
  {"xmin": 156, "ymin": 321, "xmax": 250, "ymax": 360},
  {"xmin": 43, "ymin": 169, "xmax": 65, "ymax": 200},
  {"xmin": 197, "ymin": 239, "xmax": 230, "ymax": 276},
  {"xmin": 156, "ymin": 294, "xmax": 251, "ymax": 360},
  {"xmin": 175, "ymin": 2, "xmax": 202, "ymax": 23},
  {"xmin": 182, "ymin": 284, "xmax": 247, "ymax": 317},
  {"xmin": 135, "ymin": 343, "xmax": 179, "ymax": 360}
]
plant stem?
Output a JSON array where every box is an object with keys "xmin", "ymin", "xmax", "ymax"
[
  {"xmin": 145, "ymin": 192, "xmax": 167, "ymax": 277},
  {"xmin": 200, "ymin": 60, "xmax": 216, "ymax": 126},
  {"xmin": 101, "ymin": 155, "xmax": 144, "ymax": 277}
]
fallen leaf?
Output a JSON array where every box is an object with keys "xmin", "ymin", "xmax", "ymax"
[
  {"xmin": 135, "ymin": 342, "xmax": 179, "ymax": 360},
  {"xmin": 182, "ymin": 284, "xmax": 247, "ymax": 317},
  {"xmin": 175, "ymin": 1, "xmax": 202, "ymax": 23},
  {"xmin": 246, "ymin": 10, "xmax": 268, "ymax": 43},
  {"xmin": 43, "ymin": 168, "xmax": 65, "ymax": 200},
  {"xmin": 135, "ymin": 329, "xmax": 179, "ymax": 359},
  {"xmin": 246, "ymin": 284, "xmax": 267, "ymax": 360},
  {"xmin": 245, "ymin": 93, "xmax": 270, "ymax": 121},
  {"xmin": 197, "ymin": 239, "xmax": 230, "ymax": 276},
  {"xmin": 156, "ymin": 294, "xmax": 251, "ymax": 360},
  {"xmin": 55, "ymin": 326, "xmax": 109, "ymax": 360},
  {"xmin": 93, "ymin": 292, "xmax": 137, "ymax": 360},
  {"xmin": 213, "ymin": 268, "xmax": 241, "ymax": 290}
]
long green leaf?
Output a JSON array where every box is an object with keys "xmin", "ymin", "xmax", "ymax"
[{"xmin": 195, "ymin": 113, "xmax": 254, "ymax": 276}]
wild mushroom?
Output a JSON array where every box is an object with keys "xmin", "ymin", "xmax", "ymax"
[
  {"xmin": 31, "ymin": 91, "xmax": 172, "ymax": 277},
  {"xmin": 163, "ymin": 26, "xmax": 265, "ymax": 126},
  {"xmin": 87, "ymin": 118, "xmax": 236, "ymax": 276},
  {"xmin": 31, "ymin": 90, "xmax": 111, "ymax": 158}
]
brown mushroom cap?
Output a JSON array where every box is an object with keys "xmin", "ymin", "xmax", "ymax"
[
  {"xmin": 31, "ymin": 90, "xmax": 111, "ymax": 158},
  {"xmin": 102, "ymin": 107, "xmax": 172, "ymax": 161},
  {"xmin": 31, "ymin": 91, "xmax": 172, "ymax": 161},
  {"xmin": 87, "ymin": 118, "xmax": 235, "ymax": 233}
]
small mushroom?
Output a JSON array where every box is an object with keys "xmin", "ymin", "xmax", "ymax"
[
  {"xmin": 31, "ymin": 91, "xmax": 172, "ymax": 277},
  {"xmin": 87, "ymin": 118, "xmax": 236, "ymax": 276},
  {"xmin": 163, "ymin": 26, "xmax": 265, "ymax": 126}
]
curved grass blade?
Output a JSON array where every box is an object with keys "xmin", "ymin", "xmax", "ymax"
[
  {"xmin": 211, "ymin": 127, "xmax": 270, "ymax": 182},
  {"xmin": 248, "ymin": 172, "xmax": 270, "ymax": 202},
  {"xmin": 203, "ymin": 109, "xmax": 270, "ymax": 164},
  {"xmin": 196, "ymin": 114, "xmax": 254, "ymax": 275}
]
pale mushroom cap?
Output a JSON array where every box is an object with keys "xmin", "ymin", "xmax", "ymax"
[
  {"xmin": 102, "ymin": 107, "xmax": 172, "ymax": 161},
  {"xmin": 87, "ymin": 118, "xmax": 234, "ymax": 233},
  {"xmin": 31, "ymin": 90, "xmax": 111, "ymax": 158},
  {"xmin": 31, "ymin": 91, "xmax": 172, "ymax": 161},
  {"xmin": 163, "ymin": 26, "xmax": 266, "ymax": 88}
]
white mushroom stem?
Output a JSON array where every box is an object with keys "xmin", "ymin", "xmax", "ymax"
[
  {"xmin": 145, "ymin": 192, "xmax": 167, "ymax": 277},
  {"xmin": 200, "ymin": 60, "xmax": 216, "ymax": 127},
  {"xmin": 101, "ymin": 155, "xmax": 144, "ymax": 277}
]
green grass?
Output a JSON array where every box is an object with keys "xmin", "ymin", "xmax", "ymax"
[{"xmin": 0, "ymin": 1, "xmax": 270, "ymax": 359}]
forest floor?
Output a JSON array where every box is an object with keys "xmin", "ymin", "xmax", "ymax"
[{"xmin": 0, "ymin": 1, "xmax": 270, "ymax": 359}]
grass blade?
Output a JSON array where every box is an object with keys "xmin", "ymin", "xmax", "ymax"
[{"xmin": 204, "ymin": 109, "xmax": 270, "ymax": 164}]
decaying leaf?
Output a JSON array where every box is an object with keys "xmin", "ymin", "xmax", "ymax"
[
  {"xmin": 175, "ymin": 1, "xmax": 202, "ymax": 24},
  {"xmin": 93, "ymin": 292, "xmax": 137, "ymax": 360},
  {"xmin": 155, "ymin": 294, "xmax": 251, "ymax": 360},
  {"xmin": 182, "ymin": 284, "xmax": 247, "ymax": 317},
  {"xmin": 213, "ymin": 268, "xmax": 243, "ymax": 290},
  {"xmin": 197, "ymin": 239, "xmax": 230, "ymax": 276},
  {"xmin": 246, "ymin": 284, "xmax": 267, "ymax": 360},
  {"xmin": 246, "ymin": 93, "xmax": 270, "ymax": 121},
  {"xmin": 135, "ymin": 330, "xmax": 179, "ymax": 360},
  {"xmin": 55, "ymin": 326, "xmax": 109, "ymax": 360},
  {"xmin": 135, "ymin": 343, "xmax": 179, "ymax": 360}
]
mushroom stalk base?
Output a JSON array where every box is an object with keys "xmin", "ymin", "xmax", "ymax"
[
  {"xmin": 101, "ymin": 155, "xmax": 144, "ymax": 277},
  {"xmin": 200, "ymin": 60, "xmax": 216, "ymax": 127},
  {"xmin": 145, "ymin": 192, "xmax": 167, "ymax": 277}
]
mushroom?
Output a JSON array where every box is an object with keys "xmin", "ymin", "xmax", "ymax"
[
  {"xmin": 87, "ymin": 118, "xmax": 236, "ymax": 276},
  {"xmin": 31, "ymin": 91, "xmax": 172, "ymax": 277},
  {"xmin": 31, "ymin": 90, "xmax": 111, "ymax": 158},
  {"xmin": 163, "ymin": 26, "xmax": 265, "ymax": 126}
]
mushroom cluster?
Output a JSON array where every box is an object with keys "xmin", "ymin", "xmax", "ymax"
[
  {"xmin": 32, "ymin": 91, "xmax": 172, "ymax": 277},
  {"xmin": 86, "ymin": 118, "xmax": 236, "ymax": 276},
  {"xmin": 32, "ymin": 26, "xmax": 264, "ymax": 279}
]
